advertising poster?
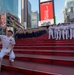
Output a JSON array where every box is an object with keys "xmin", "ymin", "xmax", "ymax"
[
  {"xmin": 39, "ymin": 0, "xmax": 54, "ymax": 26},
  {"xmin": 0, "ymin": 13, "xmax": 7, "ymax": 28}
]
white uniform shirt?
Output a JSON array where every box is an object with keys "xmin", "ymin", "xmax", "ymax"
[
  {"xmin": 60, "ymin": 25, "xmax": 63, "ymax": 31},
  {"xmin": 0, "ymin": 35, "xmax": 15, "ymax": 52},
  {"xmin": 55, "ymin": 26, "xmax": 59, "ymax": 32},
  {"xmin": 67, "ymin": 24, "xmax": 70, "ymax": 30},
  {"xmin": 72, "ymin": 23, "xmax": 74, "ymax": 29},
  {"xmin": 69, "ymin": 23, "xmax": 74, "ymax": 29},
  {"xmin": 49, "ymin": 26, "xmax": 53, "ymax": 31},
  {"xmin": 63, "ymin": 25, "xmax": 68, "ymax": 31}
]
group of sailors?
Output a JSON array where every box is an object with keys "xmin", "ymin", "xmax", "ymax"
[
  {"xmin": 48, "ymin": 21, "xmax": 74, "ymax": 40},
  {"xmin": 15, "ymin": 28, "xmax": 46, "ymax": 39}
]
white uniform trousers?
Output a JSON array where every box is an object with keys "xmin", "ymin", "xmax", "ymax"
[
  {"xmin": 0, "ymin": 49, "xmax": 15, "ymax": 60},
  {"xmin": 62, "ymin": 30, "xmax": 68, "ymax": 40},
  {"xmin": 70, "ymin": 29, "xmax": 73, "ymax": 39},
  {"xmin": 55, "ymin": 30, "xmax": 59, "ymax": 40},
  {"xmin": 73, "ymin": 29, "xmax": 74, "ymax": 38},
  {"xmin": 53, "ymin": 29, "xmax": 56, "ymax": 39},
  {"xmin": 0, "ymin": 49, "xmax": 15, "ymax": 69},
  {"xmin": 70, "ymin": 29, "xmax": 74, "ymax": 39},
  {"xmin": 58, "ymin": 31, "xmax": 62, "ymax": 40},
  {"xmin": 49, "ymin": 30, "xmax": 54, "ymax": 39}
]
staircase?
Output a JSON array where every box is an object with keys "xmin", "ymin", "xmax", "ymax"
[{"xmin": 0, "ymin": 33, "xmax": 74, "ymax": 75}]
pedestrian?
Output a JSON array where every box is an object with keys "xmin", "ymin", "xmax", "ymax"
[
  {"xmin": 0, "ymin": 30, "xmax": 16, "ymax": 71},
  {"xmin": 62, "ymin": 23, "xmax": 68, "ymax": 40},
  {"xmin": 48, "ymin": 25, "xmax": 54, "ymax": 39}
]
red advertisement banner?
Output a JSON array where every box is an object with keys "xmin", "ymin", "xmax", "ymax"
[{"xmin": 40, "ymin": 1, "xmax": 54, "ymax": 21}]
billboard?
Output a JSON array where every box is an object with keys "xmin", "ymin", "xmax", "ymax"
[
  {"xmin": 0, "ymin": 13, "xmax": 7, "ymax": 28},
  {"xmin": 40, "ymin": 0, "xmax": 52, "ymax": 3},
  {"xmin": 39, "ymin": 0, "xmax": 54, "ymax": 26}
]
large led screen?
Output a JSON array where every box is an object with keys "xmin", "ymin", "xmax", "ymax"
[
  {"xmin": 39, "ymin": 1, "xmax": 54, "ymax": 26},
  {"xmin": 40, "ymin": 0, "xmax": 52, "ymax": 3}
]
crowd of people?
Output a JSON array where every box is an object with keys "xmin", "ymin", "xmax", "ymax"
[
  {"xmin": 48, "ymin": 21, "xmax": 74, "ymax": 40},
  {"xmin": 15, "ymin": 28, "xmax": 47, "ymax": 39}
]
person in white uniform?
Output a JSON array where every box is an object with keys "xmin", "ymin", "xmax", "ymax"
[
  {"xmin": 62, "ymin": 23, "xmax": 68, "ymax": 40},
  {"xmin": 0, "ymin": 30, "xmax": 15, "ymax": 71},
  {"xmin": 48, "ymin": 25, "xmax": 54, "ymax": 39},
  {"xmin": 52, "ymin": 24, "xmax": 56, "ymax": 39},
  {"xmin": 72, "ymin": 22, "xmax": 74, "ymax": 38},
  {"xmin": 55, "ymin": 24, "xmax": 60, "ymax": 40},
  {"xmin": 57, "ymin": 24, "xmax": 61, "ymax": 40},
  {"xmin": 67, "ymin": 23, "xmax": 70, "ymax": 39},
  {"xmin": 59, "ymin": 23, "xmax": 63, "ymax": 40},
  {"xmin": 70, "ymin": 21, "xmax": 74, "ymax": 39},
  {"xmin": 69, "ymin": 22, "xmax": 73, "ymax": 39}
]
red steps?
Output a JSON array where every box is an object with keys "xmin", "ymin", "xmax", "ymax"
[
  {"xmin": 4, "ymin": 54, "xmax": 74, "ymax": 67},
  {"xmin": 1, "ymin": 33, "xmax": 74, "ymax": 75},
  {"xmin": 15, "ymin": 43, "xmax": 74, "ymax": 46},
  {"xmin": 14, "ymin": 50, "xmax": 74, "ymax": 57},
  {"xmin": 14, "ymin": 46, "xmax": 74, "ymax": 50},
  {"xmin": 0, "ymin": 70, "xmax": 26, "ymax": 75},
  {"xmin": 2, "ymin": 59, "xmax": 60, "ymax": 75},
  {"xmin": 2, "ymin": 59, "xmax": 74, "ymax": 75}
]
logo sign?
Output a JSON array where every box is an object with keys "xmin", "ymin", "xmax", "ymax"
[{"xmin": 39, "ymin": 19, "xmax": 54, "ymax": 26}]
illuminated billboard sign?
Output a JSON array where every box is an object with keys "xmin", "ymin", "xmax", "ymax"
[
  {"xmin": 39, "ymin": 1, "xmax": 54, "ymax": 26},
  {"xmin": 0, "ymin": 13, "xmax": 7, "ymax": 28},
  {"xmin": 40, "ymin": 0, "xmax": 52, "ymax": 3}
]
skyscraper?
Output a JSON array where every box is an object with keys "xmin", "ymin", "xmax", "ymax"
[
  {"xmin": 21, "ymin": 0, "xmax": 28, "ymax": 27},
  {"xmin": 65, "ymin": 0, "xmax": 74, "ymax": 8},
  {"xmin": 0, "ymin": 0, "xmax": 18, "ymax": 17},
  {"xmin": 32, "ymin": 11, "xmax": 39, "ymax": 28},
  {"xmin": 28, "ymin": 1, "xmax": 31, "ymax": 28},
  {"xmin": 63, "ymin": 0, "xmax": 74, "ymax": 22},
  {"xmin": 21, "ymin": 0, "xmax": 31, "ymax": 29}
]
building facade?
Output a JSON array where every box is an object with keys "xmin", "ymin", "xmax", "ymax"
[
  {"xmin": 27, "ymin": 1, "xmax": 31, "ymax": 28},
  {"xmin": 63, "ymin": 0, "xmax": 74, "ymax": 22},
  {"xmin": 21, "ymin": 0, "xmax": 31, "ymax": 29},
  {"xmin": 0, "ymin": 0, "xmax": 18, "ymax": 17},
  {"xmin": 31, "ymin": 11, "xmax": 39, "ymax": 28}
]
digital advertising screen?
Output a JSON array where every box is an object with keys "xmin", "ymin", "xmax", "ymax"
[
  {"xmin": 39, "ymin": 0, "xmax": 54, "ymax": 26},
  {"xmin": 0, "ymin": 13, "xmax": 7, "ymax": 28},
  {"xmin": 40, "ymin": 0, "xmax": 52, "ymax": 3}
]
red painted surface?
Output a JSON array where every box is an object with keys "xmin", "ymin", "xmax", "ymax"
[
  {"xmin": 40, "ymin": 2, "xmax": 54, "ymax": 20},
  {"xmin": 1, "ymin": 33, "xmax": 74, "ymax": 75}
]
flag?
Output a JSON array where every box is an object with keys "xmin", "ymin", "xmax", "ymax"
[{"xmin": 54, "ymin": 16, "xmax": 56, "ymax": 24}]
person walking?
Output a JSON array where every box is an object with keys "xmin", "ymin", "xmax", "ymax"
[{"xmin": 0, "ymin": 30, "xmax": 16, "ymax": 71}]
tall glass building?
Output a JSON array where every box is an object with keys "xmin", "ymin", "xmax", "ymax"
[
  {"xmin": 0, "ymin": 0, "xmax": 18, "ymax": 17},
  {"xmin": 65, "ymin": 0, "xmax": 74, "ymax": 8},
  {"xmin": 63, "ymin": 0, "xmax": 74, "ymax": 22},
  {"xmin": 32, "ymin": 11, "xmax": 39, "ymax": 28},
  {"xmin": 21, "ymin": 0, "xmax": 31, "ymax": 28}
]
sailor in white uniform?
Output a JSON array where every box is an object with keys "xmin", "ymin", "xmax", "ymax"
[
  {"xmin": 62, "ymin": 23, "xmax": 68, "ymax": 40},
  {"xmin": 48, "ymin": 25, "xmax": 54, "ymax": 39},
  {"xmin": 70, "ymin": 21, "xmax": 74, "ymax": 39},
  {"xmin": 69, "ymin": 22, "xmax": 73, "ymax": 39},
  {"xmin": 72, "ymin": 22, "xmax": 74, "ymax": 38},
  {"xmin": 0, "ymin": 30, "xmax": 15, "ymax": 71},
  {"xmin": 52, "ymin": 24, "xmax": 56, "ymax": 39},
  {"xmin": 57, "ymin": 24, "xmax": 61, "ymax": 40},
  {"xmin": 55, "ymin": 25, "xmax": 60, "ymax": 40},
  {"xmin": 67, "ymin": 23, "xmax": 70, "ymax": 39},
  {"xmin": 59, "ymin": 23, "xmax": 63, "ymax": 40}
]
